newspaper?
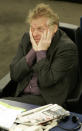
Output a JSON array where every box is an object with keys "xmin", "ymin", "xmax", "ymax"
[
  {"xmin": 15, "ymin": 104, "xmax": 70, "ymax": 126},
  {"xmin": 0, "ymin": 101, "xmax": 26, "ymax": 130}
]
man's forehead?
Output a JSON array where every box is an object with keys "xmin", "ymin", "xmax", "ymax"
[
  {"xmin": 30, "ymin": 23, "xmax": 45, "ymax": 28},
  {"xmin": 30, "ymin": 17, "xmax": 49, "ymax": 27}
]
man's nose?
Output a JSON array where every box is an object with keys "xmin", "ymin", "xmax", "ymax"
[{"xmin": 33, "ymin": 29, "xmax": 39, "ymax": 36}]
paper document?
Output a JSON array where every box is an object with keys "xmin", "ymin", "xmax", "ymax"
[
  {"xmin": 16, "ymin": 104, "xmax": 70, "ymax": 126},
  {"xmin": 0, "ymin": 101, "xmax": 26, "ymax": 130}
]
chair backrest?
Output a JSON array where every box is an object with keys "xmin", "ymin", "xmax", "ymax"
[
  {"xmin": 59, "ymin": 22, "xmax": 82, "ymax": 73},
  {"xmin": 59, "ymin": 22, "xmax": 78, "ymax": 43},
  {"xmin": 59, "ymin": 22, "xmax": 82, "ymax": 113}
]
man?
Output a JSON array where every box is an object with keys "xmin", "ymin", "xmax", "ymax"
[{"xmin": 10, "ymin": 3, "xmax": 79, "ymax": 108}]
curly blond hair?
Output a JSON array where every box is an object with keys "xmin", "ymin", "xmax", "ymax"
[{"xmin": 26, "ymin": 3, "xmax": 59, "ymax": 26}]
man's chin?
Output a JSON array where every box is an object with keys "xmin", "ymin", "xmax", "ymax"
[{"xmin": 35, "ymin": 40, "xmax": 40, "ymax": 44}]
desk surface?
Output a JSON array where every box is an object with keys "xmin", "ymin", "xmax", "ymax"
[{"xmin": 0, "ymin": 98, "xmax": 82, "ymax": 131}]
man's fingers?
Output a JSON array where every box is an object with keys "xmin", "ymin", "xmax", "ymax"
[
  {"xmin": 29, "ymin": 28, "xmax": 32, "ymax": 38},
  {"xmin": 44, "ymin": 31, "xmax": 47, "ymax": 38},
  {"xmin": 29, "ymin": 28, "xmax": 36, "ymax": 44},
  {"xmin": 29, "ymin": 28, "xmax": 38, "ymax": 51},
  {"xmin": 42, "ymin": 30, "xmax": 52, "ymax": 41},
  {"xmin": 47, "ymin": 29, "xmax": 52, "ymax": 40},
  {"xmin": 40, "ymin": 30, "xmax": 47, "ymax": 40},
  {"xmin": 29, "ymin": 28, "xmax": 33, "ymax": 40}
]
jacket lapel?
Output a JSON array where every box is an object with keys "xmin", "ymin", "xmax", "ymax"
[{"xmin": 47, "ymin": 29, "xmax": 61, "ymax": 60}]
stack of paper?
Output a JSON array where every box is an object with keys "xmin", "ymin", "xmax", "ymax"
[
  {"xmin": 16, "ymin": 104, "xmax": 70, "ymax": 126},
  {"xmin": 0, "ymin": 101, "xmax": 26, "ymax": 130}
]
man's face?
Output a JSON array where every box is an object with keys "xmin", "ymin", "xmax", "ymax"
[{"xmin": 30, "ymin": 17, "xmax": 55, "ymax": 44}]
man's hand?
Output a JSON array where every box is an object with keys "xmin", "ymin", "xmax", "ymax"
[
  {"xmin": 29, "ymin": 29, "xmax": 53, "ymax": 51},
  {"xmin": 38, "ymin": 30, "xmax": 53, "ymax": 51},
  {"xmin": 29, "ymin": 29, "xmax": 38, "ymax": 51}
]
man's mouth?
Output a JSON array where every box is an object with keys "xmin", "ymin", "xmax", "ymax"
[
  {"xmin": 35, "ymin": 39, "xmax": 39, "ymax": 41},
  {"xmin": 34, "ymin": 39, "xmax": 40, "ymax": 42}
]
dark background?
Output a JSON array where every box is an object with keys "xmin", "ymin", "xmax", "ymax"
[{"xmin": 0, "ymin": 0, "xmax": 82, "ymax": 79}]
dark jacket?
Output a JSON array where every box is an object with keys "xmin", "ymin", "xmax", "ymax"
[{"xmin": 10, "ymin": 29, "xmax": 80, "ymax": 107}]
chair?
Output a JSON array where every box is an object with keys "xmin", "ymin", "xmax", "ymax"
[
  {"xmin": 0, "ymin": 20, "xmax": 82, "ymax": 113},
  {"xmin": 59, "ymin": 20, "xmax": 82, "ymax": 113}
]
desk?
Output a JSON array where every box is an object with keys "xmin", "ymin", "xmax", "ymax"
[{"xmin": 0, "ymin": 99, "xmax": 82, "ymax": 131}]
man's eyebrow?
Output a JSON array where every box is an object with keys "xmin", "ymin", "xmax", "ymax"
[
  {"xmin": 30, "ymin": 25, "xmax": 44, "ymax": 29},
  {"xmin": 38, "ymin": 27, "xmax": 43, "ymax": 29}
]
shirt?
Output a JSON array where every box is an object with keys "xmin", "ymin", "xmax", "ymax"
[{"xmin": 24, "ymin": 48, "xmax": 46, "ymax": 95}]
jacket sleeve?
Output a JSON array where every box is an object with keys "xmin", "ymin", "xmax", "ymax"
[
  {"xmin": 10, "ymin": 33, "xmax": 31, "ymax": 82},
  {"xmin": 33, "ymin": 42, "xmax": 78, "ymax": 88}
]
